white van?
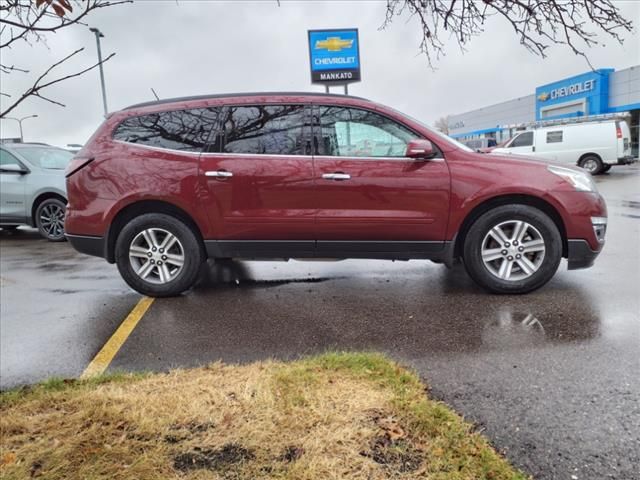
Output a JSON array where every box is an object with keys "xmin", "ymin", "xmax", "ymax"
[{"xmin": 491, "ymin": 116, "xmax": 635, "ymax": 174}]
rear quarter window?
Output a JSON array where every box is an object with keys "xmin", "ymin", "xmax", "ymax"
[{"xmin": 113, "ymin": 108, "xmax": 220, "ymax": 152}]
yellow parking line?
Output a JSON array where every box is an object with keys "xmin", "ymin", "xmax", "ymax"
[{"xmin": 80, "ymin": 296, "xmax": 155, "ymax": 379}]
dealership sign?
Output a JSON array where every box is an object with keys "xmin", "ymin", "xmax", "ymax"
[
  {"xmin": 308, "ymin": 29, "xmax": 360, "ymax": 84},
  {"xmin": 537, "ymin": 79, "xmax": 596, "ymax": 102},
  {"xmin": 535, "ymin": 69, "xmax": 613, "ymax": 120}
]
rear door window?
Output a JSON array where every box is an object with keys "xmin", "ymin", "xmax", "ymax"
[
  {"xmin": 219, "ymin": 105, "xmax": 309, "ymax": 155},
  {"xmin": 113, "ymin": 108, "xmax": 221, "ymax": 152}
]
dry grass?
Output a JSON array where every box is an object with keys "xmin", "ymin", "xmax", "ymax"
[{"xmin": 0, "ymin": 353, "xmax": 527, "ymax": 479}]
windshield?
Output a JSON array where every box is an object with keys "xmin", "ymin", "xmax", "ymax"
[
  {"xmin": 16, "ymin": 147, "xmax": 74, "ymax": 170},
  {"xmin": 387, "ymin": 108, "xmax": 475, "ymax": 152}
]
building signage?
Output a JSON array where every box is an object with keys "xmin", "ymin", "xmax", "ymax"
[
  {"xmin": 535, "ymin": 69, "xmax": 613, "ymax": 120},
  {"xmin": 308, "ymin": 29, "xmax": 361, "ymax": 84},
  {"xmin": 537, "ymin": 79, "xmax": 596, "ymax": 102}
]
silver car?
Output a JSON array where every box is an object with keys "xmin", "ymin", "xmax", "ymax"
[{"xmin": 0, "ymin": 143, "xmax": 73, "ymax": 241}]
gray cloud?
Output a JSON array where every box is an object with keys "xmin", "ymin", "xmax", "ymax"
[{"xmin": 1, "ymin": 0, "xmax": 638, "ymax": 146}]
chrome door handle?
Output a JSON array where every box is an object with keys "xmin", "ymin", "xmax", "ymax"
[
  {"xmin": 205, "ymin": 170, "xmax": 233, "ymax": 178},
  {"xmin": 322, "ymin": 173, "xmax": 351, "ymax": 181}
]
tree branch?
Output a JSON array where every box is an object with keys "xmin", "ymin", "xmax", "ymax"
[
  {"xmin": 1, "ymin": 0, "xmax": 127, "ymax": 116},
  {"xmin": 383, "ymin": 0, "xmax": 634, "ymax": 69},
  {"xmin": 1, "ymin": 49, "xmax": 116, "ymax": 118},
  {"xmin": 0, "ymin": 0, "xmax": 131, "ymax": 49}
]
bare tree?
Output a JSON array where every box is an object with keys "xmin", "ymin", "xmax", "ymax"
[
  {"xmin": 0, "ymin": 0, "xmax": 130, "ymax": 117},
  {"xmin": 434, "ymin": 115, "xmax": 450, "ymax": 134},
  {"xmin": 382, "ymin": 0, "xmax": 634, "ymax": 68}
]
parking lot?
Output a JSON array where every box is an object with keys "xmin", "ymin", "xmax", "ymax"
[{"xmin": 1, "ymin": 165, "xmax": 638, "ymax": 479}]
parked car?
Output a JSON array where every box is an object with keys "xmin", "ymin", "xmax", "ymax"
[
  {"xmin": 491, "ymin": 116, "xmax": 634, "ymax": 174},
  {"xmin": 65, "ymin": 92, "xmax": 607, "ymax": 296},
  {"xmin": 1, "ymin": 143, "xmax": 73, "ymax": 241}
]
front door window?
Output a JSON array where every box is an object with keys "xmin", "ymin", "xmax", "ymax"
[
  {"xmin": 314, "ymin": 107, "xmax": 416, "ymax": 157},
  {"xmin": 509, "ymin": 131, "xmax": 534, "ymax": 148}
]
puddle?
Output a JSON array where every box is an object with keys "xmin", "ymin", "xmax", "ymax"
[
  {"xmin": 225, "ymin": 277, "xmax": 340, "ymax": 288},
  {"xmin": 195, "ymin": 260, "xmax": 346, "ymax": 290},
  {"xmin": 36, "ymin": 263, "xmax": 77, "ymax": 272}
]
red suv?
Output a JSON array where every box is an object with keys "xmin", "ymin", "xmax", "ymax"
[{"xmin": 65, "ymin": 93, "xmax": 607, "ymax": 297}]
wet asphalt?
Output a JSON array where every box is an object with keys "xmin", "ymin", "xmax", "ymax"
[{"xmin": 1, "ymin": 165, "xmax": 639, "ymax": 480}]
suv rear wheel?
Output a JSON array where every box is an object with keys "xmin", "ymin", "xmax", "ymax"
[
  {"xmin": 462, "ymin": 205, "xmax": 562, "ymax": 294},
  {"xmin": 115, "ymin": 213, "xmax": 204, "ymax": 297}
]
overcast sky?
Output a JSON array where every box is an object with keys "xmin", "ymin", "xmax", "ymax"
[{"xmin": 1, "ymin": 0, "xmax": 638, "ymax": 147}]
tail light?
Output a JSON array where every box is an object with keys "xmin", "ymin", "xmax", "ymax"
[
  {"xmin": 615, "ymin": 122, "xmax": 622, "ymax": 139},
  {"xmin": 65, "ymin": 156, "xmax": 95, "ymax": 177}
]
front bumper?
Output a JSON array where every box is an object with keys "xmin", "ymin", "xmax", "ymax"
[
  {"xmin": 567, "ymin": 239, "xmax": 602, "ymax": 270},
  {"xmin": 66, "ymin": 234, "xmax": 107, "ymax": 260}
]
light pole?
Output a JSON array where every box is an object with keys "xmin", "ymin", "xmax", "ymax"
[
  {"xmin": 89, "ymin": 27, "xmax": 108, "ymax": 117},
  {"xmin": 5, "ymin": 115, "xmax": 38, "ymax": 142}
]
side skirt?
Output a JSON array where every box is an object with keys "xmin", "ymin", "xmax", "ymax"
[
  {"xmin": 0, "ymin": 216, "xmax": 30, "ymax": 226},
  {"xmin": 204, "ymin": 240, "xmax": 454, "ymax": 262}
]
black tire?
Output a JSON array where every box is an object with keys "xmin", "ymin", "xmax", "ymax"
[
  {"xmin": 462, "ymin": 205, "xmax": 562, "ymax": 294},
  {"xmin": 115, "ymin": 213, "xmax": 204, "ymax": 297},
  {"xmin": 602, "ymin": 164, "xmax": 612, "ymax": 173},
  {"xmin": 579, "ymin": 155, "xmax": 604, "ymax": 175},
  {"xmin": 35, "ymin": 198, "xmax": 66, "ymax": 242}
]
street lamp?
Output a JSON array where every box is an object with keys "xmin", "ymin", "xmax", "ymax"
[
  {"xmin": 4, "ymin": 115, "xmax": 38, "ymax": 142},
  {"xmin": 89, "ymin": 27, "xmax": 108, "ymax": 117}
]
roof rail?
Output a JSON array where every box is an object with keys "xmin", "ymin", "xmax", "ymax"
[
  {"xmin": 124, "ymin": 91, "xmax": 369, "ymax": 110},
  {"xmin": 502, "ymin": 112, "xmax": 630, "ymax": 130}
]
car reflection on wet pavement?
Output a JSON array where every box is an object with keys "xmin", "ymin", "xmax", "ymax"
[{"xmin": 0, "ymin": 165, "xmax": 638, "ymax": 480}]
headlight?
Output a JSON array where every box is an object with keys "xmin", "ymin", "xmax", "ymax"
[{"xmin": 547, "ymin": 165, "xmax": 597, "ymax": 192}]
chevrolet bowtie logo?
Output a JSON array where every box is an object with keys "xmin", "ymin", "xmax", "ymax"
[
  {"xmin": 538, "ymin": 92, "xmax": 550, "ymax": 102},
  {"xmin": 315, "ymin": 36, "xmax": 353, "ymax": 52}
]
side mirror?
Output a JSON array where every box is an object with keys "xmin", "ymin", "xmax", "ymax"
[
  {"xmin": 0, "ymin": 163, "xmax": 28, "ymax": 174},
  {"xmin": 405, "ymin": 139, "xmax": 436, "ymax": 160}
]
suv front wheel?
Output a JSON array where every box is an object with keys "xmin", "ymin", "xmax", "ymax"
[
  {"xmin": 462, "ymin": 205, "xmax": 562, "ymax": 294},
  {"xmin": 115, "ymin": 213, "xmax": 204, "ymax": 297}
]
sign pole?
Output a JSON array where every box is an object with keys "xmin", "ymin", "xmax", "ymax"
[
  {"xmin": 344, "ymin": 84, "xmax": 348, "ymax": 95},
  {"xmin": 325, "ymin": 85, "xmax": 329, "ymax": 94}
]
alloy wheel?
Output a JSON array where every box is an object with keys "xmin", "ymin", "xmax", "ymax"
[
  {"xmin": 129, "ymin": 228, "xmax": 185, "ymax": 284},
  {"xmin": 39, "ymin": 203, "xmax": 65, "ymax": 240},
  {"xmin": 481, "ymin": 220, "xmax": 546, "ymax": 281}
]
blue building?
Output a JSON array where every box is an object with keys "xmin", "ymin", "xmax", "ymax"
[{"xmin": 448, "ymin": 65, "xmax": 640, "ymax": 156}]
